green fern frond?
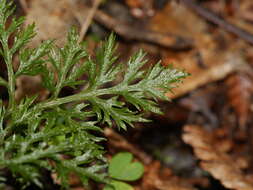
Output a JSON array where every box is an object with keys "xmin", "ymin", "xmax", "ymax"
[{"xmin": 0, "ymin": 0, "xmax": 188, "ymax": 189}]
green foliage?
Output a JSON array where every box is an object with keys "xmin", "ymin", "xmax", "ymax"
[
  {"xmin": 0, "ymin": 0, "xmax": 188, "ymax": 189},
  {"xmin": 103, "ymin": 180, "xmax": 134, "ymax": 190},
  {"xmin": 109, "ymin": 152, "xmax": 144, "ymax": 181},
  {"xmin": 104, "ymin": 152, "xmax": 144, "ymax": 190}
]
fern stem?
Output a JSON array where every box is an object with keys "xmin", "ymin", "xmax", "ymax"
[
  {"xmin": 38, "ymin": 89, "xmax": 105, "ymax": 109},
  {"xmin": 53, "ymin": 57, "xmax": 71, "ymax": 98},
  {"xmin": 37, "ymin": 86, "xmax": 126, "ymax": 110},
  {"xmin": 2, "ymin": 40, "xmax": 15, "ymax": 110}
]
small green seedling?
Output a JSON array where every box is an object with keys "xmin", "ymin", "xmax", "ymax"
[
  {"xmin": 103, "ymin": 152, "xmax": 144, "ymax": 190},
  {"xmin": 109, "ymin": 152, "xmax": 144, "ymax": 181},
  {"xmin": 103, "ymin": 180, "xmax": 134, "ymax": 190}
]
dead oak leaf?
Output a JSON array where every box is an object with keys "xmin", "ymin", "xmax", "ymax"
[{"xmin": 182, "ymin": 125, "xmax": 253, "ymax": 190}]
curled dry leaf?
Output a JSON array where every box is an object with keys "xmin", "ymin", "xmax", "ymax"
[
  {"xmin": 226, "ymin": 73, "xmax": 253, "ymax": 130},
  {"xmin": 182, "ymin": 125, "xmax": 253, "ymax": 190}
]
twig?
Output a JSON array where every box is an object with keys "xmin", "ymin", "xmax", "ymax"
[
  {"xmin": 181, "ymin": 0, "xmax": 253, "ymax": 45},
  {"xmin": 93, "ymin": 10, "xmax": 193, "ymax": 50},
  {"xmin": 70, "ymin": 1, "xmax": 192, "ymax": 50},
  {"xmin": 78, "ymin": 0, "xmax": 102, "ymax": 43}
]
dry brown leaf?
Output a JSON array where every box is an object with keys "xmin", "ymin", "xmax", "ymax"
[
  {"xmin": 139, "ymin": 161, "xmax": 197, "ymax": 190},
  {"xmin": 238, "ymin": 0, "xmax": 253, "ymax": 23},
  {"xmin": 226, "ymin": 0, "xmax": 253, "ymax": 41},
  {"xmin": 183, "ymin": 125, "xmax": 253, "ymax": 190},
  {"xmin": 25, "ymin": 0, "xmax": 79, "ymax": 46},
  {"xmin": 164, "ymin": 50, "xmax": 246, "ymax": 99},
  {"xmin": 226, "ymin": 73, "xmax": 253, "ymax": 130},
  {"xmin": 149, "ymin": 2, "xmax": 248, "ymax": 99}
]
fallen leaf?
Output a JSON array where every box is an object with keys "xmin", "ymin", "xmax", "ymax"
[
  {"xmin": 183, "ymin": 125, "xmax": 253, "ymax": 190},
  {"xmin": 140, "ymin": 161, "xmax": 197, "ymax": 190},
  {"xmin": 149, "ymin": 2, "xmax": 249, "ymax": 99},
  {"xmin": 226, "ymin": 72, "xmax": 253, "ymax": 130}
]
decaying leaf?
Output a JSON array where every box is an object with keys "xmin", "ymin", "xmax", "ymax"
[
  {"xmin": 139, "ymin": 161, "xmax": 197, "ymax": 190},
  {"xmin": 237, "ymin": 0, "xmax": 253, "ymax": 24},
  {"xmin": 183, "ymin": 125, "xmax": 253, "ymax": 190},
  {"xmin": 226, "ymin": 73, "xmax": 253, "ymax": 130},
  {"xmin": 9, "ymin": 1, "xmax": 253, "ymax": 189},
  {"xmin": 164, "ymin": 51, "xmax": 246, "ymax": 99},
  {"xmin": 148, "ymin": 2, "xmax": 248, "ymax": 99},
  {"xmin": 25, "ymin": 0, "xmax": 79, "ymax": 46}
]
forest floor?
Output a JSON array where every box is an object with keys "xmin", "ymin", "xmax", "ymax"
[{"xmin": 3, "ymin": 0, "xmax": 253, "ymax": 189}]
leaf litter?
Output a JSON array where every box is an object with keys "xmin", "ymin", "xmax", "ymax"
[{"xmin": 3, "ymin": 0, "xmax": 253, "ymax": 189}]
